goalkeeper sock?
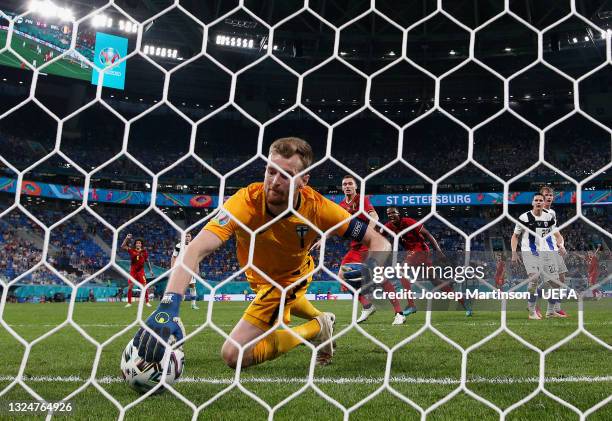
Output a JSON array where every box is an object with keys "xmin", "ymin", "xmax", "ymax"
[
  {"xmin": 252, "ymin": 319, "xmax": 321, "ymax": 364},
  {"xmin": 382, "ymin": 280, "xmax": 402, "ymax": 313},
  {"xmin": 290, "ymin": 296, "xmax": 322, "ymax": 320},
  {"xmin": 399, "ymin": 278, "xmax": 415, "ymax": 307}
]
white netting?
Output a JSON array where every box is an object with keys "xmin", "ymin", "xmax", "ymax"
[{"xmin": 0, "ymin": 0, "xmax": 611, "ymax": 419}]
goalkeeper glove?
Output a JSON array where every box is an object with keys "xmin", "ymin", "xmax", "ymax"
[
  {"xmin": 341, "ymin": 262, "xmax": 366, "ymax": 279},
  {"xmin": 341, "ymin": 256, "xmax": 389, "ymax": 293},
  {"xmin": 340, "ymin": 262, "xmax": 372, "ymax": 291},
  {"xmin": 133, "ymin": 292, "xmax": 185, "ymax": 362}
]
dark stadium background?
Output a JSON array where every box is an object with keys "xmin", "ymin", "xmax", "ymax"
[
  {"xmin": 0, "ymin": 2, "xmax": 611, "ymax": 421},
  {"xmin": 0, "ymin": 0, "xmax": 609, "ymax": 300}
]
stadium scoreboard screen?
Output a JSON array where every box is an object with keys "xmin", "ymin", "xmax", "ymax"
[{"xmin": 0, "ymin": 14, "xmax": 127, "ymax": 89}]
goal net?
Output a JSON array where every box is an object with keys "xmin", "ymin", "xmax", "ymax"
[{"xmin": 0, "ymin": 0, "xmax": 610, "ymax": 419}]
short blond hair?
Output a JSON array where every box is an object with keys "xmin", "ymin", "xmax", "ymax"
[
  {"xmin": 540, "ymin": 186, "xmax": 554, "ymax": 194},
  {"xmin": 269, "ymin": 137, "xmax": 313, "ymax": 171}
]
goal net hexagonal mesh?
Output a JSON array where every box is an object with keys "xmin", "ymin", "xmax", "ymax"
[{"xmin": 0, "ymin": 0, "xmax": 610, "ymax": 419}]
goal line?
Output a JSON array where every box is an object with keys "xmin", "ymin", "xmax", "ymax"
[{"xmin": 2, "ymin": 375, "xmax": 611, "ymax": 386}]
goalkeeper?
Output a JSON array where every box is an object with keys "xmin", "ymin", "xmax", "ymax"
[{"xmin": 134, "ymin": 137, "xmax": 391, "ymax": 368}]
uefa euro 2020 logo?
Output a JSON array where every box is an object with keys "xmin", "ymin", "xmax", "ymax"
[{"xmin": 99, "ymin": 47, "xmax": 121, "ymax": 67}]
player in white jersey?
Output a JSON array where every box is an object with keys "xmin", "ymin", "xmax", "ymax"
[
  {"xmin": 171, "ymin": 233, "xmax": 199, "ymax": 309},
  {"xmin": 511, "ymin": 193, "xmax": 565, "ymax": 319},
  {"xmin": 539, "ymin": 186, "xmax": 568, "ymax": 317}
]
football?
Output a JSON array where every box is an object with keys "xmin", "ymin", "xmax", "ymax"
[
  {"xmin": 3, "ymin": 2, "xmax": 611, "ymax": 419},
  {"xmin": 120, "ymin": 337, "xmax": 184, "ymax": 394}
]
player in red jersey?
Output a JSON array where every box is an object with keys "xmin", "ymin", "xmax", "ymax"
[
  {"xmin": 585, "ymin": 245, "xmax": 602, "ymax": 299},
  {"xmin": 382, "ymin": 207, "xmax": 421, "ymax": 317},
  {"xmin": 121, "ymin": 233, "xmax": 154, "ymax": 308},
  {"xmin": 385, "ymin": 207, "xmax": 472, "ymax": 316},
  {"xmin": 494, "ymin": 253, "xmax": 506, "ymax": 290},
  {"xmin": 337, "ymin": 176, "xmax": 406, "ymax": 325}
]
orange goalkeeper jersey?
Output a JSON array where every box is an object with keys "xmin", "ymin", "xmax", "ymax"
[{"xmin": 204, "ymin": 182, "xmax": 362, "ymax": 287}]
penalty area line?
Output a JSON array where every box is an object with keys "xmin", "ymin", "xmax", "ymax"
[{"xmin": 1, "ymin": 375, "xmax": 610, "ymax": 385}]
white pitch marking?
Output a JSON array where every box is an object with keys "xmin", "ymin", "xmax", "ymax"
[
  {"xmin": 6, "ymin": 321, "xmax": 612, "ymax": 328},
  {"xmin": 6, "ymin": 324, "xmax": 237, "ymax": 328},
  {"xmin": 2, "ymin": 375, "xmax": 611, "ymax": 385}
]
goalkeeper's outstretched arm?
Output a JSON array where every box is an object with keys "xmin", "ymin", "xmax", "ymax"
[
  {"xmin": 361, "ymin": 225, "xmax": 391, "ymax": 253},
  {"xmin": 165, "ymin": 230, "xmax": 223, "ymax": 295},
  {"xmin": 340, "ymin": 224, "xmax": 392, "ymax": 286},
  {"xmin": 134, "ymin": 229, "xmax": 222, "ymax": 362},
  {"xmin": 367, "ymin": 209, "xmax": 379, "ymax": 227}
]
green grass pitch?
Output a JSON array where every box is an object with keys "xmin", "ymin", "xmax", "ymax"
[
  {"xmin": 0, "ymin": 29, "xmax": 91, "ymax": 81},
  {"xmin": 0, "ymin": 299, "xmax": 610, "ymax": 420}
]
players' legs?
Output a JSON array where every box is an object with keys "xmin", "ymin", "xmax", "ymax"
[
  {"xmin": 543, "ymin": 275, "xmax": 568, "ymax": 318},
  {"xmin": 544, "ymin": 279, "xmax": 558, "ymax": 318},
  {"xmin": 221, "ymin": 282, "xmax": 332, "ymax": 368},
  {"xmin": 380, "ymin": 279, "xmax": 403, "ymax": 314},
  {"xmin": 222, "ymin": 315, "xmax": 324, "ymax": 369},
  {"xmin": 290, "ymin": 262, "xmax": 322, "ymax": 320},
  {"xmin": 126, "ymin": 285, "xmax": 133, "ymax": 306},
  {"xmin": 340, "ymin": 251, "xmax": 373, "ymax": 309},
  {"xmin": 189, "ymin": 281, "xmax": 199, "ymax": 309},
  {"xmin": 343, "ymin": 271, "xmax": 373, "ymax": 309},
  {"xmin": 290, "ymin": 295, "xmax": 321, "ymax": 320},
  {"xmin": 341, "ymin": 267, "xmax": 376, "ymax": 323},
  {"xmin": 526, "ymin": 272, "xmax": 541, "ymax": 319},
  {"xmin": 522, "ymin": 252, "xmax": 543, "ymax": 319},
  {"xmin": 137, "ymin": 272, "xmax": 150, "ymax": 306},
  {"xmin": 555, "ymin": 275, "xmax": 568, "ymax": 312},
  {"xmin": 398, "ymin": 277, "xmax": 417, "ymax": 315},
  {"xmin": 539, "ymin": 253, "xmax": 563, "ymax": 318},
  {"xmin": 126, "ymin": 277, "xmax": 134, "ymax": 307},
  {"xmin": 221, "ymin": 318, "xmax": 266, "ymax": 368},
  {"xmin": 358, "ymin": 294, "xmax": 372, "ymax": 307},
  {"xmin": 375, "ymin": 279, "xmax": 406, "ymax": 324},
  {"xmin": 589, "ymin": 274, "xmax": 602, "ymax": 299},
  {"xmin": 340, "ymin": 251, "xmax": 377, "ymax": 323},
  {"xmin": 401, "ymin": 256, "xmax": 421, "ymax": 314}
]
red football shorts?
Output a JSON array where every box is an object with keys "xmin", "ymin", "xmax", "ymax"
[{"xmin": 129, "ymin": 270, "xmax": 147, "ymax": 286}]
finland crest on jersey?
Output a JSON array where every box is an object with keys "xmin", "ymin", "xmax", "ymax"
[{"xmin": 514, "ymin": 209, "xmax": 558, "ymax": 254}]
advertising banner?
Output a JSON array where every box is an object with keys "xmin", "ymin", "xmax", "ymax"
[
  {"xmin": 91, "ymin": 32, "xmax": 128, "ymax": 89},
  {"xmin": 1, "ymin": 177, "xmax": 609, "ymax": 208}
]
